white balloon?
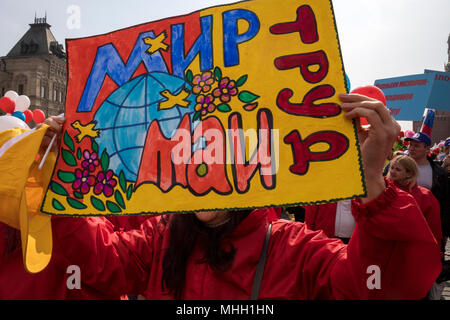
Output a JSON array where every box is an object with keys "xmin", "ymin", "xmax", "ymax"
[
  {"xmin": 0, "ymin": 115, "xmax": 29, "ymax": 131},
  {"xmin": 14, "ymin": 95, "xmax": 31, "ymax": 112},
  {"xmin": 4, "ymin": 91, "xmax": 19, "ymax": 101}
]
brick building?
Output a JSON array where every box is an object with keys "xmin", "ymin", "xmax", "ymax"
[{"xmin": 0, "ymin": 16, "xmax": 66, "ymax": 118}]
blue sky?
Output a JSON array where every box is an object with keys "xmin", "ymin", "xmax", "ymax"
[{"xmin": 1, "ymin": 0, "xmax": 449, "ymax": 129}]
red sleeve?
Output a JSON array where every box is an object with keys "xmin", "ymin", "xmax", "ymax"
[
  {"xmin": 344, "ymin": 179, "xmax": 442, "ymax": 299},
  {"xmin": 417, "ymin": 188, "xmax": 443, "ymax": 254},
  {"xmin": 52, "ymin": 215, "xmax": 159, "ymax": 297},
  {"xmin": 106, "ymin": 215, "xmax": 156, "ymax": 231},
  {"xmin": 268, "ymin": 179, "xmax": 442, "ymax": 299},
  {"xmin": 266, "ymin": 207, "xmax": 282, "ymax": 222}
]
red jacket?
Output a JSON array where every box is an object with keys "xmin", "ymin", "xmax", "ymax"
[
  {"xmin": 304, "ymin": 202, "xmax": 338, "ymax": 238},
  {"xmin": 398, "ymin": 183, "xmax": 442, "ymax": 255},
  {"xmin": 0, "ymin": 215, "xmax": 149, "ymax": 299},
  {"xmin": 50, "ymin": 180, "xmax": 441, "ymax": 299}
]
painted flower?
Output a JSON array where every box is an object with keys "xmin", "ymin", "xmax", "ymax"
[
  {"xmin": 73, "ymin": 169, "xmax": 96, "ymax": 194},
  {"xmin": 94, "ymin": 170, "xmax": 117, "ymax": 197},
  {"xmin": 192, "ymin": 71, "xmax": 215, "ymax": 94},
  {"xmin": 195, "ymin": 94, "xmax": 216, "ymax": 116},
  {"xmin": 82, "ymin": 150, "xmax": 99, "ymax": 172},
  {"xmin": 212, "ymin": 77, "xmax": 238, "ymax": 103}
]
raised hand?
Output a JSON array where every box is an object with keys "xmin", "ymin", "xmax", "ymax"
[{"xmin": 339, "ymin": 93, "xmax": 400, "ymax": 203}]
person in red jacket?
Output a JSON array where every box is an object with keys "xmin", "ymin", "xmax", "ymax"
[
  {"xmin": 5, "ymin": 93, "xmax": 443, "ymax": 299},
  {"xmin": 387, "ymin": 155, "xmax": 442, "ymax": 250},
  {"xmin": 387, "ymin": 154, "xmax": 444, "ymax": 300}
]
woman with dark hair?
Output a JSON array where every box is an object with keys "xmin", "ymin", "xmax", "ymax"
[{"xmin": 4, "ymin": 93, "xmax": 444, "ymax": 299}]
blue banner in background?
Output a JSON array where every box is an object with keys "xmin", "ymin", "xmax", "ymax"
[
  {"xmin": 424, "ymin": 69, "xmax": 450, "ymax": 112},
  {"xmin": 374, "ymin": 74, "xmax": 434, "ymax": 121},
  {"xmin": 374, "ymin": 70, "xmax": 450, "ymax": 121}
]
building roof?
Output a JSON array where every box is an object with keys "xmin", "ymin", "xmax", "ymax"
[{"xmin": 7, "ymin": 16, "xmax": 65, "ymax": 59}]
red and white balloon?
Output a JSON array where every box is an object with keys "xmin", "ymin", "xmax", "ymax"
[{"xmin": 0, "ymin": 91, "xmax": 46, "ymax": 126}]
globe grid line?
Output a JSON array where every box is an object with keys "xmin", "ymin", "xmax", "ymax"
[
  {"xmin": 94, "ymin": 72, "xmax": 198, "ymax": 182},
  {"xmin": 111, "ymin": 75, "xmax": 146, "ymax": 179}
]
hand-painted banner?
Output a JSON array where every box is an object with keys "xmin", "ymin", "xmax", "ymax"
[{"xmin": 41, "ymin": 0, "xmax": 365, "ymax": 216}]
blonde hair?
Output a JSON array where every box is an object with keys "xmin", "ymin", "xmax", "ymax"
[{"xmin": 389, "ymin": 155, "xmax": 418, "ymax": 190}]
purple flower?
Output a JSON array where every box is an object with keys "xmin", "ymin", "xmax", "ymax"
[
  {"xmin": 82, "ymin": 150, "xmax": 99, "ymax": 172},
  {"xmin": 72, "ymin": 169, "xmax": 96, "ymax": 194},
  {"xmin": 194, "ymin": 94, "xmax": 216, "ymax": 115},
  {"xmin": 213, "ymin": 77, "xmax": 238, "ymax": 103},
  {"xmin": 192, "ymin": 71, "xmax": 215, "ymax": 94},
  {"xmin": 94, "ymin": 170, "xmax": 117, "ymax": 197}
]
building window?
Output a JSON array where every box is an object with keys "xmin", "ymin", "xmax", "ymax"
[
  {"xmin": 54, "ymin": 89, "xmax": 57, "ymax": 101},
  {"xmin": 18, "ymin": 84, "xmax": 24, "ymax": 95},
  {"xmin": 59, "ymin": 91, "xmax": 63, "ymax": 103},
  {"xmin": 41, "ymin": 86, "xmax": 46, "ymax": 98},
  {"xmin": 1, "ymin": 88, "xmax": 4, "ymax": 96}
]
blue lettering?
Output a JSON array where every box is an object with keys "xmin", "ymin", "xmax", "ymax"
[
  {"xmin": 223, "ymin": 9, "xmax": 260, "ymax": 67},
  {"xmin": 77, "ymin": 31, "xmax": 168, "ymax": 112},
  {"xmin": 171, "ymin": 15, "xmax": 213, "ymax": 77}
]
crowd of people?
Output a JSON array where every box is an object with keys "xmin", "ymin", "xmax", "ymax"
[{"xmin": 0, "ymin": 92, "xmax": 449, "ymax": 300}]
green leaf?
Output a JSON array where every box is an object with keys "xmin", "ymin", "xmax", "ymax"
[
  {"xmin": 217, "ymin": 104, "xmax": 232, "ymax": 113},
  {"xmin": 119, "ymin": 171, "xmax": 127, "ymax": 193},
  {"xmin": 238, "ymin": 91, "xmax": 260, "ymax": 103},
  {"xmin": 100, "ymin": 149, "xmax": 110, "ymax": 171},
  {"xmin": 91, "ymin": 139, "xmax": 99, "ymax": 154},
  {"xmin": 91, "ymin": 196, "xmax": 106, "ymax": 211},
  {"xmin": 193, "ymin": 111, "xmax": 201, "ymax": 122},
  {"xmin": 126, "ymin": 185, "xmax": 133, "ymax": 200},
  {"xmin": 57, "ymin": 170, "xmax": 76, "ymax": 183},
  {"xmin": 67, "ymin": 197, "xmax": 87, "ymax": 210},
  {"xmin": 63, "ymin": 132, "xmax": 75, "ymax": 152},
  {"xmin": 76, "ymin": 147, "xmax": 82, "ymax": 160},
  {"xmin": 106, "ymin": 201, "xmax": 122, "ymax": 213},
  {"xmin": 52, "ymin": 198, "xmax": 65, "ymax": 211},
  {"xmin": 236, "ymin": 75, "xmax": 248, "ymax": 87},
  {"xmin": 185, "ymin": 70, "xmax": 193, "ymax": 83},
  {"xmin": 62, "ymin": 149, "xmax": 77, "ymax": 167},
  {"xmin": 214, "ymin": 67, "xmax": 222, "ymax": 81},
  {"xmin": 50, "ymin": 181, "xmax": 69, "ymax": 196},
  {"xmin": 73, "ymin": 191, "xmax": 83, "ymax": 199},
  {"xmin": 115, "ymin": 190, "xmax": 126, "ymax": 209}
]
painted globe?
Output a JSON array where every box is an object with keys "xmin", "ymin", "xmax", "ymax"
[{"xmin": 94, "ymin": 72, "xmax": 196, "ymax": 182}]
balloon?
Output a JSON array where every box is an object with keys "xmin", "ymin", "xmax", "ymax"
[
  {"xmin": 23, "ymin": 109, "xmax": 33, "ymax": 123},
  {"xmin": 345, "ymin": 74, "xmax": 351, "ymax": 92},
  {"xmin": 351, "ymin": 85, "xmax": 387, "ymax": 106},
  {"xmin": 0, "ymin": 97, "xmax": 16, "ymax": 114},
  {"xmin": 351, "ymin": 86, "xmax": 387, "ymax": 126},
  {"xmin": 33, "ymin": 109, "xmax": 46, "ymax": 124},
  {"xmin": 404, "ymin": 130, "xmax": 415, "ymax": 139},
  {"xmin": 11, "ymin": 111, "xmax": 26, "ymax": 122},
  {"xmin": 14, "ymin": 95, "xmax": 31, "ymax": 112},
  {"xmin": 0, "ymin": 115, "xmax": 30, "ymax": 131},
  {"xmin": 4, "ymin": 90, "xmax": 19, "ymax": 101}
]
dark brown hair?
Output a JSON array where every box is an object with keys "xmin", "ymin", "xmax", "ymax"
[{"xmin": 160, "ymin": 210, "xmax": 251, "ymax": 299}]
